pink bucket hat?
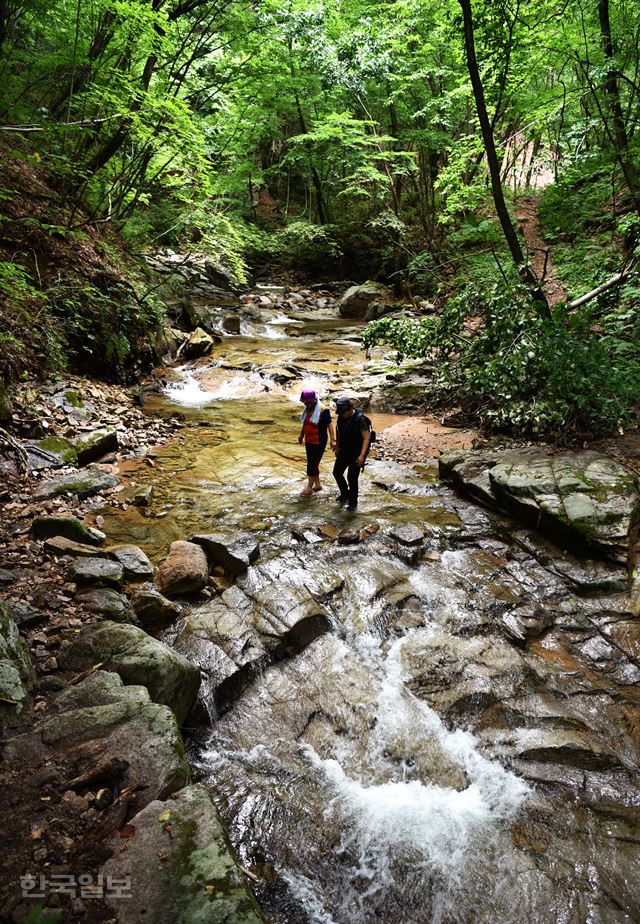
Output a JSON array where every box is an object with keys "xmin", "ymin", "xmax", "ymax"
[{"xmin": 300, "ymin": 389, "xmax": 318, "ymax": 403}]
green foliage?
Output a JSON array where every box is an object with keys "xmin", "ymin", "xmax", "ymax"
[
  {"xmin": 25, "ymin": 906, "xmax": 62, "ymax": 924},
  {"xmin": 364, "ymin": 281, "xmax": 639, "ymax": 437}
]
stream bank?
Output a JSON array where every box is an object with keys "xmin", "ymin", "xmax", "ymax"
[{"xmin": 0, "ymin": 284, "xmax": 639, "ymax": 924}]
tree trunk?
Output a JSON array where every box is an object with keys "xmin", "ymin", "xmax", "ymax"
[
  {"xmin": 458, "ymin": 0, "xmax": 549, "ymax": 314},
  {"xmin": 598, "ymin": 0, "xmax": 640, "ymax": 213}
]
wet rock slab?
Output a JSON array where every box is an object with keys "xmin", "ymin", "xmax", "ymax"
[{"xmin": 175, "ymin": 555, "xmax": 344, "ymax": 711}]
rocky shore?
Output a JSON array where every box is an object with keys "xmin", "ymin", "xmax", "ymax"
[{"xmin": 0, "ymin": 376, "xmax": 265, "ymax": 923}]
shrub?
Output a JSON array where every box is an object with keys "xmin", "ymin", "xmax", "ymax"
[{"xmin": 363, "ymin": 281, "xmax": 640, "ymax": 438}]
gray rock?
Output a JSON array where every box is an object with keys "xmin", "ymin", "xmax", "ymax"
[
  {"xmin": 9, "ymin": 603, "xmax": 46, "ymax": 627},
  {"xmin": 191, "ymin": 533, "xmax": 259, "ymax": 577},
  {"xmin": 34, "ymin": 465, "xmax": 119, "ymax": 500},
  {"xmin": 24, "ymin": 439, "xmax": 77, "ymax": 469},
  {"xmin": 101, "ymin": 785, "xmax": 264, "ymax": 924},
  {"xmin": 73, "ymin": 427, "xmax": 119, "ymax": 465},
  {"xmin": 32, "ymin": 515, "xmax": 106, "ymax": 546},
  {"xmin": 130, "ymin": 588, "xmax": 182, "ymax": 626},
  {"xmin": 338, "ymin": 281, "xmax": 388, "ymax": 318},
  {"xmin": 60, "ymin": 621, "xmax": 200, "ymax": 724},
  {"xmin": 174, "ymin": 557, "xmax": 342, "ymax": 712},
  {"xmin": 106, "ymin": 545, "xmax": 154, "ymax": 581},
  {"xmin": 55, "ymin": 669, "xmax": 149, "ymax": 711},
  {"xmin": 157, "ymin": 540, "xmax": 209, "ymax": 597},
  {"xmin": 0, "ymin": 599, "xmax": 35, "ymax": 731},
  {"xmin": 75, "ymin": 588, "xmax": 137, "ymax": 623},
  {"xmin": 0, "ymin": 568, "xmax": 16, "ymax": 584},
  {"xmin": 68, "ymin": 557, "xmax": 125, "ymax": 590},
  {"xmin": 389, "ymin": 524, "xmax": 425, "ymax": 546}
]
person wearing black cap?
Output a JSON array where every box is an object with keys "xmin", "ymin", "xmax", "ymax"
[{"xmin": 333, "ymin": 396, "xmax": 370, "ymax": 510}]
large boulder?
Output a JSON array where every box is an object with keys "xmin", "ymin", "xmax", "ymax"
[
  {"xmin": 183, "ymin": 327, "xmax": 215, "ymax": 358},
  {"xmin": 73, "ymin": 427, "xmax": 119, "ymax": 465},
  {"xmin": 60, "ymin": 621, "xmax": 200, "ymax": 725},
  {"xmin": 34, "ymin": 465, "xmax": 119, "ymax": 500},
  {"xmin": 32, "ymin": 515, "xmax": 105, "ymax": 546},
  {"xmin": 101, "ymin": 785, "xmax": 265, "ymax": 924},
  {"xmin": 439, "ymin": 449, "xmax": 640, "ymax": 564},
  {"xmin": 0, "ymin": 600, "xmax": 34, "ymax": 731},
  {"xmin": 157, "ymin": 540, "xmax": 208, "ymax": 597},
  {"xmin": 191, "ymin": 533, "xmax": 260, "ymax": 576},
  {"xmin": 338, "ymin": 281, "xmax": 389, "ymax": 318}
]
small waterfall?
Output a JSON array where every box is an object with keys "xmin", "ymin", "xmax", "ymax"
[
  {"xmin": 301, "ymin": 635, "xmax": 529, "ymax": 922},
  {"xmin": 164, "ymin": 369, "xmax": 218, "ymax": 406}
]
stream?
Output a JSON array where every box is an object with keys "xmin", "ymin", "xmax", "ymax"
[{"xmin": 98, "ymin": 301, "xmax": 640, "ymax": 923}]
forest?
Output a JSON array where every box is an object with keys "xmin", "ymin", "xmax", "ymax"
[{"xmin": 0, "ymin": 0, "xmax": 639, "ymax": 438}]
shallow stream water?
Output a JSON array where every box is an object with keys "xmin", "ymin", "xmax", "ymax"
[{"xmin": 100, "ymin": 303, "xmax": 640, "ymax": 924}]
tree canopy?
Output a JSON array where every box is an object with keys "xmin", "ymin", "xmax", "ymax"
[{"xmin": 0, "ymin": 0, "xmax": 639, "ymax": 434}]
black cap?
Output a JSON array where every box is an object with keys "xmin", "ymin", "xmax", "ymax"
[{"xmin": 335, "ymin": 396, "xmax": 352, "ymax": 413}]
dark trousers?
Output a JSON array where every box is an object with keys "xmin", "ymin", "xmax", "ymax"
[
  {"xmin": 333, "ymin": 454, "xmax": 361, "ymax": 505},
  {"xmin": 305, "ymin": 442, "xmax": 325, "ymax": 477}
]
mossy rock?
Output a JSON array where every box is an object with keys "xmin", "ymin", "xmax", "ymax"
[
  {"xmin": 65, "ymin": 388, "xmax": 84, "ymax": 407},
  {"xmin": 60, "ymin": 620, "xmax": 200, "ymax": 725},
  {"xmin": 34, "ymin": 465, "xmax": 119, "ymax": 500},
  {"xmin": 36, "ymin": 436, "xmax": 78, "ymax": 465},
  {"xmin": 0, "ymin": 599, "xmax": 35, "ymax": 731},
  {"xmin": 32, "ymin": 515, "xmax": 104, "ymax": 545},
  {"xmin": 101, "ymin": 785, "xmax": 265, "ymax": 924},
  {"xmin": 73, "ymin": 427, "xmax": 119, "ymax": 465}
]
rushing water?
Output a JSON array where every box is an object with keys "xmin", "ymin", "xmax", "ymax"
[{"xmin": 100, "ymin": 300, "xmax": 640, "ymax": 924}]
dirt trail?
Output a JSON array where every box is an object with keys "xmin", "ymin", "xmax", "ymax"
[{"xmin": 516, "ymin": 195, "xmax": 566, "ymax": 305}]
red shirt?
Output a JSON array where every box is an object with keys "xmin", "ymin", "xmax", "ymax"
[{"xmin": 303, "ymin": 412, "xmax": 320, "ymax": 444}]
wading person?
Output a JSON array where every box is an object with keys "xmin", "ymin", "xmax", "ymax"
[
  {"xmin": 333, "ymin": 396, "xmax": 370, "ymax": 510},
  {"xmin": 298, "ymin": 389, "xmax": 335, "ymax": 496}
]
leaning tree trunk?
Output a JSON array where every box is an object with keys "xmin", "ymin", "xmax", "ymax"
[
  {"xmin": 458, "ymin": 0, "xmax": 549, "ymax": 315},
  {"xmin": 597, "ymin": 0, "xmax": 640, "ymax": 215}
]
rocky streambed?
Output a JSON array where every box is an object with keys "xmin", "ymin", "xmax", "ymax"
[{"xmin": 1, "ymin": 286, "xmax": 639, "ymax": 924}]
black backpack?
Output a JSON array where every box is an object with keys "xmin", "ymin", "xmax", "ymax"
[{"xmin": 355, "ymin": 411, "xmax": 376, "ymax": 460}]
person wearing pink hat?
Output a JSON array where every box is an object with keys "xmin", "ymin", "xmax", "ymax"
[{"xmin": 297, "ymin": 389, "xmax": 336, "ymax": 496}]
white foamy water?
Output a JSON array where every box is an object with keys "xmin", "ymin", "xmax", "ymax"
[
  {"xmin": 164, "ymin": 370, "xmax": 218, "ymax": 406},
  {"xmin": 305, "ymin": 635, "xmax": 529, "ymax": 903}
]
